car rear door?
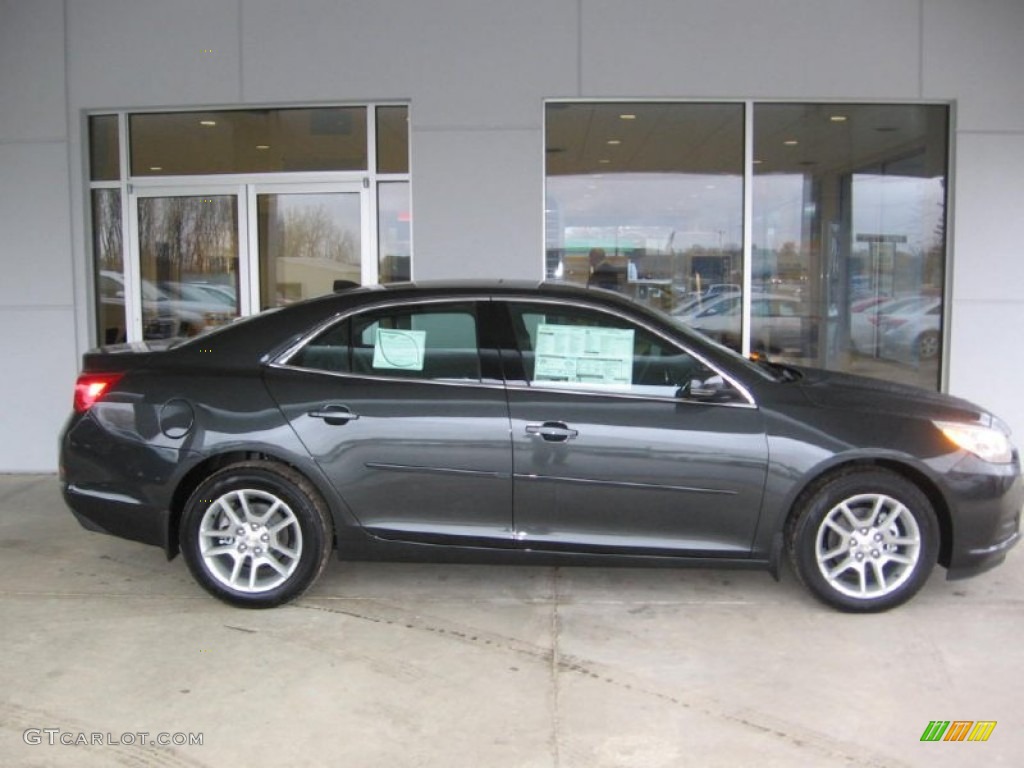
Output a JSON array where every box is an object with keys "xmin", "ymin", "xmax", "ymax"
[
  {"xmin": 265, "ymin": 298, "xmax": 514, "ymax": 546},
  {"xmin": 498, "ymin": 298, "xmax": 769, "ymax": 557}
]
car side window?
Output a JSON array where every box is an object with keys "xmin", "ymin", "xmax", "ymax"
[
  {"xmin": 290, "ymin": 319, "xmax": 352, "ymax": 373},
  {"xmin": 292, "ymin": 303, "xmax": 481, "ymax": 382},
  {"xmin": 507, "ymin": 302, "xmax": 740, "ymax": 401}
]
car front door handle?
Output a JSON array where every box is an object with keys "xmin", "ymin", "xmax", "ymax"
[
  {"xmin": 525, "ymin": 421, "xmax": 579, "ymax": 442},
  {"xmin": 308, "ymin": 405, "xmax": 360, "ymax": 426}
]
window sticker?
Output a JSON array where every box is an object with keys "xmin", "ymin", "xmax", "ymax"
[
  {"xmin": 534, "ymin": 324, "xmax": 634, "ymax": 387},
  {"xmin": 373, "ymin": 328, "xmax": 426, "ymax": 370}
]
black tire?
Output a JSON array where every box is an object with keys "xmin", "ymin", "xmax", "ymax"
[
  {"xmin": 787, "ymin": 469, "xmax": 939, "ymax": 612},
  {"xmin": 180, "ymin": 461, "xmax": 333, "ymax": 608}
]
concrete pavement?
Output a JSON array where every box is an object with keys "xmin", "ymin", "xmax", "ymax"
[{"xmin": 1, "ymin": 473, "xmax": 1021, "ymax": 767}]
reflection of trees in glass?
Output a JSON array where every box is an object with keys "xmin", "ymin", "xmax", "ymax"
[
  {"xmin": 139, "ymin": 196, "xmax": 238, "ymax": 278},
  {"xmin": 280, "ymin": 205, "xmax": 357, "ymax": 264},
  {"xmin": 93, "ymin": 190, "xmax": 123, "ymax": 269}
]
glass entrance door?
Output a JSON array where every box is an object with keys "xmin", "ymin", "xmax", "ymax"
[
  {"xmin": 252, "ymin": 184, "xmax": 368, "ymax": 310},
  {"xmin": 129, "ymin": 188, "xmax": 243, "ymax": 341},
  {"xmin": 125, "ymin": 183, "xmax": 370, "ymax": 342}
]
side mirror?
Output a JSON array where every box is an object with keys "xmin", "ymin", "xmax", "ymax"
[
  {"xmin": 679, "ymin": 377, "xmax": 736, "ymax": 403},
  {"xmin": 686, "ymin": 379, "xmax": 718, "ymax": 399}
]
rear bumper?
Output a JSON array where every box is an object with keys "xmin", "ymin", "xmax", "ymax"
[
  {"xmin": 63, "ymin": 482, "xmax": 170, "ymax": 549},
  {"xmin": 59, "ymin": 410, "xmax": 197, "ymax": 553}
]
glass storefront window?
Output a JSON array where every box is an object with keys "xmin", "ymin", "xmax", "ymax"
[
  {"xmin": 130, "ymin": 108, "xmax": 368, "ymax": 176},
  {"xmin": 136, "ymin": 195, "xmax": 240, "ymax": 340},
  {"xmin": 376, "ymin": 106, "xmax": 409, "ymax": 174},
  {"xmin": 545, "ymin": 102, "xmax": 744, "ymax": 321},
  {"xmin": 752, "ymin": 103, "xmax": 948, "ymax": 389},
  {"xmin": 89, "ymin": 115, "xmax": 120, "ymax": 182},
  {"xmin": 257, "ymin": 192, "xmax": 363, "ymax": 309},
  {"xmin": 546, "ymin": 100, "xmax": 949, "ymax": 391},
  {"xmin": 378, "ymin": 182, "xmax": 411, "ymax": 282},
  {"xmin": 91, "ymin": 189, "xmax": 124, "ymax": 344}
]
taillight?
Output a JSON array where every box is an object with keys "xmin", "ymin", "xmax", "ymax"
[{"xmin": 73, "ymin": 372, "xmax": 123, "ymax": 413}]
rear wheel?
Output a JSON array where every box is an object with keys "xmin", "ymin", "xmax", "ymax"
[
  {"xmin": 788, "ymin": 469, "xmax": 939, "ymax": 612},
  {"xmin": 180, "ymin": 461, "xmax": 333, "ymax": 608}
]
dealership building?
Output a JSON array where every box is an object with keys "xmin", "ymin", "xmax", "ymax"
[{"xmin": 1, "ymin": 0, "xmax": 1022, "ymax": 472}]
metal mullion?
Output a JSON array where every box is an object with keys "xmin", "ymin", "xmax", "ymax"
[
  {"xmin": 741, "ymin": 101, "xmax": 754, "ymax": 358},
  {"xmin": 236, "ymin": 185, "xmax": 253, "ymax": 317},
  {"xmin": 245, "ymin": 185, "xmax": 260, "ymax": 315},
  {"xmin": 124, "ymin": 191, "xmax": 143, "ymax": 342},
  {"xmin": 128, "ymin": 171, "xmax": 369, "ymax": 189},
  {"xmin": 118, "ymin": 113, "xmax": 144, "ymax": 342},
  {"xmin": 248, "ymin": 181, "xmax": 363, "ymax": 195},
  {"xmin": 365, "ymin": 107, "xmax": 379, "ymax": 285},
  {"xmin": 363, "ymin": 183, "xmax": 378, "ymax": 285}
]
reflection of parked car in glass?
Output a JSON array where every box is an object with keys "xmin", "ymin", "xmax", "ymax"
[
  {"xmin": 850, "ymin": 295, "xmax": 935, "ymax": 356},
  {"xmin": 671, "ymin": 290, "xmax": 740, "ymax": 318},
  {"xmin": 878, "ymin": 299, "xmax": 942, "ymax": 362},
  {"xmin": 100, "ymin": 271, "xmax": 235, "ymax": 341},
  {"xmin": 701, "ymin": 283, "xmax": 741, "ymax": 299},
  {"xmin": 678, "ymin": 293, "xmax": 811, "ymax": 354},
  {"xmin": 160, "ymin": 281, "xmax": 237, "ymax": 310},
  {"xmin": 98, "ymin": 270, "xmax": 174, "ymax": 344},
  {"xmin": 676, "ymin": 294, "xmax": 742, "ymax": 340},
  {"xmin": 182, "ymin": 282, "xmax": 238, "ymax": 307}
]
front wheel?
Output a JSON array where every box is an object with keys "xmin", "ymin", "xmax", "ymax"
[
  {"xmin": 180, "ymin": 461, "xmax": 333, "ymax": 608},
  {"xmin": 787, "ymin": 469, "xmax": 939, "ymax": 612}
]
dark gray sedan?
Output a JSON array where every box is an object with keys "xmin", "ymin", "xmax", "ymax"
[{"xmin": 60, "ymin": 281, "xmax": 1022, "ymax": 611}]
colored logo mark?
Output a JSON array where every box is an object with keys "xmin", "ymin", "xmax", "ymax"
[{"xmin": 920, "ymin": 720, "xmax": 997, "ymax": 742}]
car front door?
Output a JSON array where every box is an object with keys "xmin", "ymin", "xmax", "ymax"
[
  {"xmin": 499, "ymin": 299, "xmax": 769, "ymax": 556},
  {"xmin": 265, "ymin": 299, "xmax": 513, "ymax": 546}
]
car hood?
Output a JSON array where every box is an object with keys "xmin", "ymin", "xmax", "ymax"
[{"xmin": 793, "ymin": 367, "xmax": 995, "ymax": 427}]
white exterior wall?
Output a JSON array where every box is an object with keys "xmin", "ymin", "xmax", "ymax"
[
  {"xmin": 0, "ymin": 0, "xmax": 1022, "ymax": 470},
  {"xmin": 0, "ymin": 0, "xmax": 78, "ymax": 471}
]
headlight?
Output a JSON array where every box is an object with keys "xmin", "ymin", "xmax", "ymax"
[{"xmin": 934, "ymin": 420, "xmax": 1013, "ymax": 464}]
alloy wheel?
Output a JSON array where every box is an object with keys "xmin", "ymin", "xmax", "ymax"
[
  {"xmin": 198, "ymin": 488, "xmax": 304, "ymax": 593},
  {"xmin": 814, "ymin": 492, "xmax": 921, "ymax": 599}
]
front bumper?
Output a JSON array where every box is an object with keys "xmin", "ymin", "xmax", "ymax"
[{"xmin": 943, "ymin": 455, "xmax": 1023, "ymax": 579}]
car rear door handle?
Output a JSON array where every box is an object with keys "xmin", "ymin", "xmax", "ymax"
[
  {"xmin": 308, "ymin": 405, "xmax": 360, "ymax": 426},
  {"xmin": 525, "ymin": 421, "xmax": 579, "ymax": 442}
]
